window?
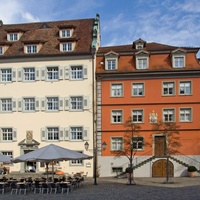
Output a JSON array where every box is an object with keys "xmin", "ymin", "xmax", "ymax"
[
  {"xmin": 135, "ymin": 51, "xmax": 149, "ymax": 70},
  {"xmin": 1, "ymin": 98, "xmax": 12, "ymax": 112},
  {"xmin": 163, "ymin": 82, "xmax": 175, "ymax": 95},
  {"xmin": 132, "ymin": 110, "xmax": 143, "ymax": 123},
  {"xmin": 163, "ymin": 109, "xmax": 175, "ymax": 122},
  {"xmin": 71, "ymin": 127, "xmax": 83, "ymax": 140},
  {"xmin": 111, "ymin": 110, "xmax": 123, "ymax": 123},
  {"xmin": 179, "ymin": 81, "xmax": 191, "ymax": 95},
  {"xmin": 24, "ymin": 68, "xmax": 35, "ymax": 81},
  {"xmin": 2, "ymin": 151, "xmax": 13, "ymax": 158},
  {"xmin": 26, "ymin": 45, "xmax": 37, "ymax": 54},
  {"xmin": 111, "ymin": 84, "xmax": 123, "ymax": 97},
  {"xmin": 47, "ymin": 127, "xmax": 59, "ymax": 140},
  {"xmin": 24, "ymin": 98, "xmax": 35, "ymax": 111},
  {"xmin": 111, "ymin": 137, "xmax": 123, "ymax": 151},
  {"xmin": 62, "ymin": 43, "xmax": 72, "ymax": 52},
  {"xmin": 71, "ymin": 66, "xmax": 83, "ymax": 79},
  {"xmin": 47, "ymin": 97, "xmax": 59, "ymax": 111},
  {"xmin": 174, "ymin": 57, "xmax": 184, "ymax": 68},
  {"xmin": 9, "ymin": 33, "xmax": 18, "ymax": 41},
  {"xmin": 1, "ymin": 69, "xmax": 12, "ymax": 82},
  {"xmin": 107, "ymin": 59, "xmax": 116, "ymax": 70},
  {"xmin": 71, "ymin": 151, "xmax": 83, "ymax": 165},
  {"xmin": 180, "ymin": 108, "xmax": 191, "ymax": 122},
  {"xmin": 70, "ymin": 97, "xmax": 83, "ymax": 110},
  {"xmin": 132, "ymin": 137, "xmax": 144, "ymax": 150},
  {"xmin": 137, "ymin": 58, "xmax": 147, "ymax": 69},
  {"xmin": 2, "ymin": 128, "xmax": 13, "ymax": 141},
  {"xmin": 47, "ymin": 67, "xmax": 59, "ymax": 80},
  {"xmin": 112, "ymin": 167, "xmax": 123, "ymax": 173},
  {"xmin": 132, "ymin": 83, "xmax": 144, "ymax": 96},
  {"xmin": 61, "ymin": 29, "xmax": 71, "ymax": 38},
  {"xmin": 0, "ymin": 46, "xmax": 3, "ymax": 55}
]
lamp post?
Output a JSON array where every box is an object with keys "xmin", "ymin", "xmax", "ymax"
[{"xmin": 84, "ymin": 141, "xmax": 107, "ymax": 185}]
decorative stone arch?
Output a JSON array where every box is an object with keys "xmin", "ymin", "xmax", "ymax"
[{"xmin": 152, "ymin": 159, "xmax": 174, "ymax": 177}]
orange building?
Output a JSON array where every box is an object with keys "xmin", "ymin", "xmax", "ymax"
[{"xmin": 96, "ymin": 39, "xmax": 200, "ymax": 177}]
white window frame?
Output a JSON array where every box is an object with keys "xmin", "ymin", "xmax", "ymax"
[
  {"xmin": 179, "ymin": 81, "xmax": 191, "ymax": 95},
  {"xmin": 132, "ymin": 83, "xmax": 144, "ymax": 96},
  {"xmin": 1, "ymin": 98, "xmax": 12, "ymax": 112},
  {"xmin": 8, "ymin": 33, "xmax": 18, "ymax": 41},
  {"xmin": 70, "ymin": 151, "xmax": 83, "ymax": 166},
  {"xmin": 132, "ymin": 109, "xmax": 144, "ymax": 123},
  {"xmin": 24, "ymin": 98, "xmax": 35, "ymax": 111},
  {"xmin": 163, "ymin": 109, "xmax": 175, "ymax": 122},
  {"xmin": 111, "ymin": 137, "xmax": 123, "ymax": 151},
  {"xmin": 70, "ymin": 66, "xmax": 83, "ymax": 80},
  {"xmin": 70, "ymin": 127, "xmax": 83, "ymax": 141},
  {"xmin": 47, "ymin": 67, "xmax": 59, "ymax": 80},
  {"xmin": 111, "ymin": 83, "xmax": 123, "ymax": 97},
  {"xmin": 47, "ymin": 127, "xmax": 59, "ymax": 141},
  {"xmin": 105, "ymin": 53, "xmax": 119, "ymax": 70},
  {"xmin": 70, "ymin": 96, "xmax": 83, "ymax": 111},
  {"xmin": 136, "ymin": 57, "xmax": 148, "ymax": 69},
  {"xmin": 132, "ymin": 136, "xmax": 144, "ymax": 150},
  {"xmin": 26, "ymin": 45, "xmax": 37, "ymax": 54},
  {"xmin": 179, "ymin": 108, "xmax": 192, "ymax": 122},
  {"xmin": 46, "ymin": 97, "xmax": 59, "ymax": 111},
  {"xmin": 2, "ymin": 151, "xmax": 13, "ymax": 158},
  {"xmin": 24, "ymin": 68, "xmax": 35, "ymax": 81},
  {"xmin": 61, "ymin": 43, "xmax": 72, "ymax": 52},
  {"xmin": 111, "ymin": 110, "xmax": 123, "ymax": 123},
  {"xmin": 2, "ymin": 128, "xmax": 13, "ymax": 141},
  {"xmin": 163, "ymin": 82, "xmax": 175, "ymax": 95},
  {"xmin": 172, "ymin": 53, "xmax": 185, "ymax": 68},
  {"xmin": 1, "ymin": 68, "xmax": 12, "ymax": 82},
  {"xmin": 60, "ymin": 29, "xmax": 71, "ymax": 38}
]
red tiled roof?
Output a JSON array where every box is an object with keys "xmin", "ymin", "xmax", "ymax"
[{"xmin": 0, "ymin": 18, "xmax": 95, "ymax": 58}]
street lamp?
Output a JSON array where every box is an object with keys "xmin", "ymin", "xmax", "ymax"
[{"xmin": 84, "ymin": 141, "xmax": 107, "ymax": 185}]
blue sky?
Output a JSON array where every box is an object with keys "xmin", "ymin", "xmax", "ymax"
[{"xmin": 0, "ymin": 0, "xmax": 200, "ymax": 57}]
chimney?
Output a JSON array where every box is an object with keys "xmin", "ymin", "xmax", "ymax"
[{"xmin": 0, "ymin": 20, "xmax": 3, "ymax": 26}]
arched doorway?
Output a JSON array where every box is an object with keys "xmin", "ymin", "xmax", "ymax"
[{"xmin": 152, "ymin": 159, "xmax": 174, "ymax": 177}]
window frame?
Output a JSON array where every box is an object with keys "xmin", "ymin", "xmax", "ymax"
[
  {"xmin": 70, "ymin": 127, "xmax": 83, "ymax": 141},
  {"xmin": 132, "ymin": 82, "xmax": 144, "ymax": 96},
  {"xmin": 1, "ymin": 151, "xmax": 13, "ymax": 158},
  {"xmin": 111, "ymin": 83, "xmax": 123, "ymax": 97},
  {"xmin": 23, "ymin": 68, "xmax": 35, "ymax": 81},
  {"xmin": 0, "ymin": 46, "xmax": 3, "ymax": 55},
  {"xmin": 179, "ymin": 81, "xmax": 192, "ymax": 95},
  {"xmin": 1, "ymin": 98, "xmax": 12, "ymax": 112},
  {"xmin": 162, "ymin": 81, "xmax": 175, "ymax": 96},
  {"xmin": 111, "ymin": 137, "xmax": 123, "ymax": 151},
  {"xmin": 111, "ymin": 110, "xmax": 123, "ymax": 123},
  {"xmin": 23, "ymin": 98, "xmax": 35, "ymax": 111},
  {"xmin": 61, "ymin": 43, "xmax": 72, "ymax": 52},
  {"xmin": 163, "ymin": 108, "xmax": 175, "ymax": 122},
  {"xmin": 70, "ymin": 66, "xmax": 83, "ymax": 80},
  {"xmin": 70, "ymin": 96, "xmax": 83, "ymax": 111},
  {"xmin": 105, "ymin": 52, "xmax": 119, "ymax": 71},
  {"xmin": 132, "ymin": 136, "xmax": 144, "ymax": 150},
  {"xmin": 70, "ymin": 151, "xmax": 83, "ymax": 166},
  {"xmin": 8, "ymin": 33, "xmax": 18, "ymax": 41},
  {"xmin": 2, "ymin": 128, "xmax": 13, "ymax": 141},
  {"xmin": 1, "ymin": 68, "xmax": 12, "ymax": 82},
  {"xmin": 46, "ymin": 97, "xmax": 59, "ymax": 111},
  {"xmin": 135, "ymin": 52, "xmax": 149, "ymax": 70},
  {"xmin": 132, "ymin": 109, "xmax": 144, "ymax": 123},
  {"xmin": 47, "ymin": 127, "xmax": 59, "ymax": 141},
  {"xmin": 60, "ymin": 29, "xmax": 71, "ymax": 38},
  {"xmin": 26, "ymin": 45, "xmax": 38, "ymax": 54},
  {"xmin": 179, "ymin": 108, "xmax": 192, "ymax": 122},
  {"xmin": 47, "ymin": 66, "xmax": 59, "ymax": 81}
]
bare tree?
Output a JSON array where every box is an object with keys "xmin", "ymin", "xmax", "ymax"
[
  {"xmin": 152, "ymin": 120, "xmax": 181, "ymax": 183},
  {"xmin": 112, "ymin": 117, "xmax": 142, "ymax": 185}
]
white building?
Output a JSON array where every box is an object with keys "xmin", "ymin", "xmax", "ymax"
[{"xmin": 0, "ymin": 15, "xmax": 100, "ymax": 176}]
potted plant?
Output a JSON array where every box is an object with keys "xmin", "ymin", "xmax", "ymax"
[{"xmin": 187, "ymin": 166, "xmax": 197, "ymax": 177}]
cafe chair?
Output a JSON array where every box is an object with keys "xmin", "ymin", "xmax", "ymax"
[
  {"xmin": 50, "ymin": 183, "xmax": 57, "ymax": 194},
  {"xmin": 41, "ymin": 182, "xmax": 49, "ymax": 194},
  {"xmin": 0, "ymin": 184, "xmax": 5, "ymax": 194},
  {"xmin": 10, "ymin": 182, "xmax": 18, "ymax": 195},
  {"xmin": 33, "ymin": 181, "xmax": 41, "ymax": 194},
  {"xmin": 18, "ymin": 183, "xmax": 27, "ymax": 195},
  {"xmin": 60, "ymin": 183, "xmax": 69, "ymax": 194}
]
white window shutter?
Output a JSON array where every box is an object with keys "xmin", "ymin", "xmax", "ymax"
[
  {"xmin": 59, "ymin": 127, "xmax": 64, "ymax": 141},
  {"xmin": 35, "ymin": 98, "xmax": 40, "ymax": 111},
  {"xmin": 59, "ymin": 97, "xmax": 63, "ymax": 111},
  {"xmin": 41, "ymin": 98, "xmax": 46, "ymax": 111},
  {"xmin": 12, "ymin": 98, "xmax": 17, "ymax": 112},
  {"xmin": 18, "ymin": 98, "xmax": 22, "ymax": 112},
  {"xmin": 41, "ymin": 128, "xmax": 46, "ymax": 141},
  {"xmin": 64, "ymin": 97, "xmax": 69, "ymax": 111},
  {"xmin": 65, "ymin": 66, "xmax": 70, "ymax": 80},
  {"xmin": 12, "ymin": 69, "xmax": 16, "ymax": 82},
  {"xmin": 83, "ymin": 96, "xmax": 89, "ymax": 110},
  {"xmin": 83, "ymin": 65, "xmax": 88, "ymax": 79},
  {"xmin": 64, "ymin": 127, "xmax": 69, "ymax": 141},
  {"xmin": 18, "ymin": 68, "xmax": 22, "ymax": 82},
  {"xmin": 41, "ymin": 67, "xmax": 46, "ymax": 81},
  {"xmin": 35, "ymin": 67, "xmax": 40, "ymax": 80},
  {"xmin": 13, "ymin": 128, "xmax": 17, "ymax": 141},
  {"xmin": 59, "ymin": 66, "xmax": 63, "ymax": 80},
  {"xmin": 83, "ymin": 127, "xmax": 89, "ymax": 141}
]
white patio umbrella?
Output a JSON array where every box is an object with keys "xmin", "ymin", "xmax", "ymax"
[
  {"xmin": 0, "ymin": 153, "xmax": 12, "ymax": 163},
  {"xmin": 12, "ymin": 144, "xmax": 92, "ymax": 179}
]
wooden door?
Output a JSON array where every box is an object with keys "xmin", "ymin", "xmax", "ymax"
[
  {"xmin": 154, "ymin": 136, "xmax": 166, "ymax": 156},
  {"xmin": 152, "ymin": 159, "xmax": 174, "ymax": 177}
]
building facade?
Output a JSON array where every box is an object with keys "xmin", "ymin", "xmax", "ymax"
[
  {"xmin": 96, "ymin": 39, "xmax": 200, "ymax": 177},
  {"xmin": 0, "ymin": 15, "xmax": 100, "ymax": 175}
]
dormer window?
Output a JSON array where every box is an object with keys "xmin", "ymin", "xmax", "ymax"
[
  {"xmin": 135, "ymin": 50, "xmax": 149, "ymax": 70},
  {"xmin": 136, "ymin": 43, "xmax": 143, "ymax": 50},
  {"xmin": 8, "ymin": 33, "xmax": 18, "ymax": 41},
  {"xmin": 171, "ymin": 49, "xmax": 186, "ymax": 68},
  {"xmin": 133, "ymin": 38, "xmax": 146, "ymax": 50},
  {"xmin": 60, "ymin": 42, "xmax": 73, "ymax": 52},
  {"xmin": 0, "ymin": 46, "xmax": 3, "ymax": 55},
  {"xmin": 60, "ymin": 29, "xmax": 71, "ymax": 38},
  {"xmin": 26, "ymin": 45, "xmax": 37, "ymax": 54},
  {"xmin": 105, "ymin": 51, "xmax": 119, "ymax": 71}
]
